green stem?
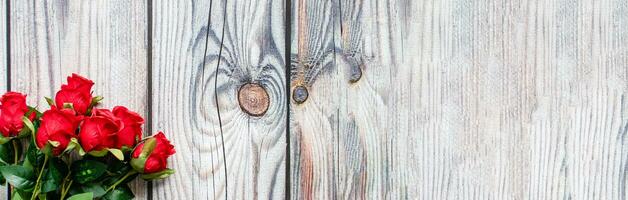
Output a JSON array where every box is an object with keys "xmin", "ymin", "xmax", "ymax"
[
  {"xmin": 12, "ymin": 140, "xmax": 19, "ymax": 164},
  {"xmin": 30, "ymin": 155, "xmax": 48, "ymax": 200},
  {"xmin": 60, "ymin": 179, "xmax": 73, "ymax": 200},
  {"xmin": 59, "ymin": 154, "xmax": 75, "ymax": 200},
  {"xmin": 59, "ymin": 171, "xmax": 72, "ymax": 200},
  {"xmin": 105, "ymin": 171, "xmax": 137, "ymax": 193},
  {"xmin": 9, "ymin": 140, "xmax": 19, "ymax": 194}
]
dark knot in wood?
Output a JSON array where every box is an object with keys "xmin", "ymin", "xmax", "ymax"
[
  {"xmin": 292, "ymin": 85, "xmax": 308, "ymax": 104},
  {"xmin": 350, "ymin": 65, "xmax": 362, "ymax": 83},
  {"xmin": 238, "ymin": 83, "xmax": 270, "ymax": 116}
]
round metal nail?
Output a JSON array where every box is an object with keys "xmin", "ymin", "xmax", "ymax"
[
  {"xmin": 292, "ymin": 85, "xmax": 308, "ymax": 104},
  {"xmin": 238, "ymin": 83, "xmax": 270, "ymax": 116}
]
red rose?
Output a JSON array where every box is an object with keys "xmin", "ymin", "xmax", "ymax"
[
  {"xmin": 131, "ymin": 132, "xmax": 175, "ymax": 174},
  {"xmin": 0, "ymin": 92, "xmax": 35, "ymax": 137},
  {"xmin": 36, "ymin": 107, "xmax": 82, "ymax": 155},
  {"xmin": 113, "ymin": 106, "xmax": 144, "ymax": 149},
  {"xmin": 55, "ymin": 74, "xmax": 94, "ymax": 115},
  {"xmin": 78, "ymin": 108, "xmax": 122, "ymax": 152}
]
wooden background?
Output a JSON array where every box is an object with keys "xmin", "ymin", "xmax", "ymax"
[{"xmin": 0, "ymin": 0, "xmax": 627, "ymax": 199}]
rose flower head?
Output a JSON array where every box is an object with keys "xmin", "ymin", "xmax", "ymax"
[
  {"xmin": 131, "ymin": 132, "xmax": 175, "ymax": 180},
  {"xmin": 113, "ymin": 106, "xmax": 144, "ymax": 150},
  {"xmin": 0, "ymin": 92, "xmax": 36, "ymax": 139},
  {"xmin": 54, "ymin": 73, "xmax": 95, "ymax": 115},
  {"xmin": 35, "ymin": 107, "xmax": 82, "ymax": 156},
  {"xmin": 78, "ymin": 108, "xmax": 127, "ymax": 159}
]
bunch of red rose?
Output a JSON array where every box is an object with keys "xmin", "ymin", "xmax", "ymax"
[{"xmin": 0, "ymin": 74, "xmax": 175, "ymax": 200}]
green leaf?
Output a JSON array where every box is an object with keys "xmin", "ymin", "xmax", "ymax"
[
  {"xmin": 0, "ymin": 165, "xmax": 35, "ymax": 190},
  {"xmin": 21, "ymin": 157, "xmax": 33, "ymax": 171},
  {"xmin": 108, "ymin": 149, "xmax": 124, "ymax": 161},
  {"xmin": 11, "ymin": 193, "xmax": 23, "ymax": 200},
  {"xmin": 10, "ymin": 193, "xmax": 21, "ymax": 200},
  {"xmin": 71, "ymin": 160, "xmax": 107, "ymax": 184},
  {"xmin": 140, "ymin": 169, "xmax": 175, "ymax": 180},
  {"xmin": 51, "ymin": 157, "xmax": 69, "ymax": 175},
  {"xmin": 130, "ymin": 138, "xmax": 157, "ymax": 173},
  {"xmin": 63, "ymin": 103, "xmax": 74, "ymax": 110},
  {"xmin": 107, "ymin": 159, "xmax": 132, "ymax": 176},
  {"xmin": 40, "ymin": 158, "xmax": 66, "ymax": 193},
  {"xmin": 129, "ymin": 157, "xmax": 146, "ymax": 173},
  {"xmin": 92, "ymin": 96, "xmax": 104, "ymax": 104},
  {"xmin": 102, "ymin": 184, "xmax": 134, "ymax": 200},
  {"xmin": 0, "ymin": 142, "xmax": 15, "ymax": 165},
  {"xmin": 48, "ymin": 141, "xmax": 60, "ymax": 147},
  {"xmin": 120, "ymin": 146, "xmax": 132, "ymax": 152},
  {"xmin": 66, "ymin": 184, "xmax": 84, "ymax": 198},
  {"xmin": 67, "ymin": 192, "xmax": 94, "ymax": 200},
  {"xmin": 87, "ymin": 149, "xmax": 108, "ymax": 157},
  {"xmin": 139, "ymin": 138, "xmax": 157, "ymax": 158},
  {"xmin": 81, "ymin": 183, "xmax": 107, "ymax": 198},
  {"xmin": 0, "ymin": 134, "xmax": 12, "ymax": 145},
  {"xmin": 21, "ymin": 116, "xmax": 35, "ymax": 134},
  {"xmin": 44, "ymin": 97, "xmax": 55, "ymax": 107},
  {"xmin": 40, "ymin": 171, "xmax": 60, "ymax": 193},
  {"xmin": 11, "ymin": 189, "xmax": 30, "ymax": 200},
  {"xmin": 17, "ymin": 127, "xmax": 30, "ymax": 138},
  {"xmin": 26, "ymin": 140, "xmax": 45, "ymax": 168},
  {"xmin": 64, "ymin": 138, "xmax": 85, "ymax": 156}
]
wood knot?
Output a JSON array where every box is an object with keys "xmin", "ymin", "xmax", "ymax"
[
  {"xmin": 350, "ymin": 65, "xmax": 362, "ymax": 83},
  {"xmin": 292, "ymin": 85, "xmax": 308, "ymax": 104},
  {"xmin": 238, "ymin": 83, "xmax": 270, "ymax": 116}
]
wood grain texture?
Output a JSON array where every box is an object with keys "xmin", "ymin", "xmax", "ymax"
[
  {"xmin": 9, "ymin": 0, "xmax": 148, "ymax": 199},
  {"xmin": 290, "ymin": 0, "xmax": 628, "ymax": 199},
  {"xmin": 0, "ymin": 0, "xmax": 7, "ymax": 198},
  {"xmin": 152, "ymin": 0, "xmax": 286, "ymax": 199}
]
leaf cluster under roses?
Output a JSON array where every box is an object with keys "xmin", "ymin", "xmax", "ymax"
[{"xmin": 0, "ymin": 74, "xmax": 175, "ymax": 200}]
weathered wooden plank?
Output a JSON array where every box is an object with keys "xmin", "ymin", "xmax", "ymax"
[
  {"xmin": 291, "ymin": 0, "xmax": 628, "ymax": 199},
  {"xmin": 9, "ymin": 0, "xmax": 148, "ymax": 199},
  {"xmin": 0, "ymin": 0, "xmax": 6, "ymax": 93},
  {"xmin": 0, "ymin": 0, "xmax": 7, "ymax": 198},
  {"xmin": 152, "ymin": 0, "xmax": 286, "ymax": 199},
  {"xmin": 290, "ymin": 0, "xmax": 395, "ymax": 198},
  {"xmin": 289, "ymin": 0, "xmax": 338, "ymax": 199}
]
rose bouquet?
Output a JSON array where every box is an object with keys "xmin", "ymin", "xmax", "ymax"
[{"xmin": 0, "ymin": 74, "xmax": 175, "ymax": 200}]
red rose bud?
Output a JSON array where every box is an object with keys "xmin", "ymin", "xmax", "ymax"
[
  {"xmin": 55, "ymin": 73, "xmax": 94, "ymax": 115},
  {"xmin": 131, "ymin": 132, "xmax": 175, "ymax": 179},
  {"xmin": 113, "ymin": 106, "xmax": 144, "ymax": 149},
  {"xmin": 79, "ymin": 108, "xmax": 122, "ymax": 153},
  {"xmin": 36, "ymin": 107, "xmax": 82, "ymax": 155},
  {"xmin": 0, "ymin": 92, "xmax": 35, "ymax": 138}
]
